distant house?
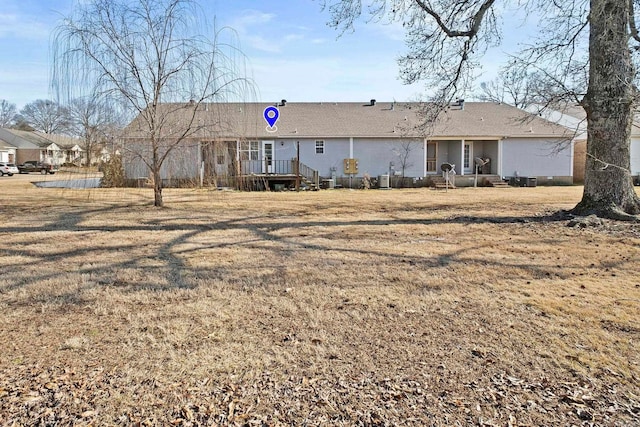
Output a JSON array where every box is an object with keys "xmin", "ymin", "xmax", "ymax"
[
  {"xmin": 529, "ymin": 104, "xmax": 640, "ymax": 183},
  {"xmin": 0, "ymin": 139, "xmax": 17, "ymax": 164},
  {"xmin": 43, "ymin": 133, "xmax": 85, "ymax": 165},
  {"xmin": 122, "ymin": 101, "xmax": 573, "ymax": 189},
  {"xmin": 0, "ymin": 128, "xmax": 84, "ymax": 166}
]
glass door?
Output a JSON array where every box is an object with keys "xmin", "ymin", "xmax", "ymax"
[{"xmin": 262, "ymin": 141, "xmax": 273, "ymax": 173}]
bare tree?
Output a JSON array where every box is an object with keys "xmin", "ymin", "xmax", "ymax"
[
  {"xmin": 322, "ymin": 0, "xmax": 640, "ymax": 219},
  {"xmin": 0, "ymin": 100, "xmax": 17, "ymax": 128},
  {"xmin": 66, "ymin": 97, "xmax": 122, "ymax": 167},
  {"xmin": 52, "ymin": 0, "xmax": 252, "ymax": 207},
  {"xmin": 392, "ymin": 139, "xmax": 419, "ymax": 187},
  {"xmin": 476, "ymin": 69, "xmax": 542, "ymax": 108},
  {"xmin": 19, "ymin": 99, "xmax": 70, "ymax": 134}
]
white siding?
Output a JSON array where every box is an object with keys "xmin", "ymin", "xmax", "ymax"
[
  {"xmin": 279, "ymin": 138, "xmax": 349, "ymax": 178},
  {"xmin": 631, "ymin": 137, "xmax": 640, "ymax": 176},
  {"xmin": 353, "ymin": 138, "xmax": 424, "ymax": 178},
  {"xmin": 501, "ymin": 138, "xmax": 572, "ymax": 177}
]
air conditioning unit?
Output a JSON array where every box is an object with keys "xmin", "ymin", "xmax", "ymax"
[{"xmin": 378, "ymin": 174, "xmax": 390, "ymax": 189}]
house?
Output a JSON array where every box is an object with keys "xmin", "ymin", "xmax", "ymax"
[
  {"xmin": 528, "ymin": 104, "xmax": 640, "ymax": 183},
  {"xmin": 0, "ymin": 139, "xmax": 17, "ymax": 164},
  {"xmin": 43, "ymin": 133, "xmax": 85, "ymax": 165},
  {"xmin": 0, "ymin": 128, "xmax": 84, "ymax": 166},
  {"xmin": 122, "ymin": 101, "xmax": 574, "ymax": 189}
]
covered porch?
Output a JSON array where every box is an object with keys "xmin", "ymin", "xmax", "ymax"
[{"xmin": 425, "ymin": 139, "xmax": 501, "ymax": 177}]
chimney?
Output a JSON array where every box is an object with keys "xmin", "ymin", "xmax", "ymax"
[{"xmin": 370, "ymin": 99, "xmax": 376, "ymax": 106}]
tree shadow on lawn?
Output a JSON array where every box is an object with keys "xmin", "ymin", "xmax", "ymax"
[{"xmin": 0, "ymin": 207, "xmax": 607, "ymax": 307}]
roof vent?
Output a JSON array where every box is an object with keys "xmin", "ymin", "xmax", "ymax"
[
  {"xmin": 370, "ymin": 99, "xmax": 376, "ymax": 106},
  {"xmin": 280, "ymin": 99, "xmax": 287, "ymax": 106},
  {"xmin": 458, "ymin": 98, "xmax": 465, "ymax": 110}
]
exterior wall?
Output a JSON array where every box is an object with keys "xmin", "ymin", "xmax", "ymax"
[
  {"xmin": 353, "ymin": 138, "xmax": 423, "ymax": 178},
  {"xmin": 16, "ymin": 149, "xmax": 40, "ymax": 165},
  {"xmin": 0, "ymin": 148, "xmax": 16, "ymax": 163},
  {"xmin": 448, "ymin": 141, "xmax": 462, "ymax": 174},
  {"xmin": 573, "ymin": 139, "xmax": 586, "ymax": 183},
  {"xmin": 160, "ymin": 144, "xmax": 200, "ymax": 181},
  {"xmin": 296, "ymin": 138, "xmax": 350, "ymax": 178},
  {"xmin": 469, "ymin": 140, "xmax": 499, "ymax": 174},
  {"xmin": 631, "ymin": 137, "xmax": 640, "ymax": 177},
  {"xmin": 501, "ymin": 137, "xmax": 572, "ymax": 179},
  {"xmin": 436, "ymin": 141, "xmax": 450, "ymax": 172},
  {"xmin": 123, "ymin": 140, "xmax": 200, "ymax": 183},
  {"xmin": 276, "ymin": 137, "xmax": 426, "ymax": 180}
]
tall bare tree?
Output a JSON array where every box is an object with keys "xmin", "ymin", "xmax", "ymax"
[
  {"xmin": 322, "ymin": 0, "xmax": 640, "ymax": 219},
  {"xmin": 19, "ymin": 99, "xmax": 70, "ymax": 134},
  {"xmin": 52, "ymin": 0, "xmax": 252, "ymax": 206},
  {"xmin": 0, "ymin": 100, "xmax": 17, "ymax": 128},
  {"xmin": 476, "ymin": 69, "xmax": 540, "ymax": 108},
  {"xmin": 66, "ymin": 97, "xmax": 122, "ymax": 167}
]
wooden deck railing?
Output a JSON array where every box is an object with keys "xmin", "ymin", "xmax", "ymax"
[{"xmin": 239, "ymin": 159, "xmax": 319, "ymax": 187}]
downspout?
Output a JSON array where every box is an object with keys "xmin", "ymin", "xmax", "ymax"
[{"xmin": 460, "ymin": 139, "xmax": 465, "ymax": 176}]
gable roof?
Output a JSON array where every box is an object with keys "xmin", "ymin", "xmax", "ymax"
[
  {"xmin": 124, "ymin": 102, "xmax": 571, "ymax": 140},
  {"xmin": 528, "ymin": 103, "xmax": 640, "ymax": 138},
  {"xmin": 0, "ymin": 138, "xmax": 17, "ymax": 149},
  {"xmin": 0, "ymin": 128, "xmax": 57, "ymax": 149},
  {"xmin": 43, "ymin": 133, "xmax": 83, "ymax": 150},
  {"xmin": 0, "ymin": 128, "xmax": 82, "ymax": 150}
]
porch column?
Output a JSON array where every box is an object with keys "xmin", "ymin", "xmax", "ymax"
[{"xmin": 460, "ymin": 139, "xmax": 465, "ymax": 176}]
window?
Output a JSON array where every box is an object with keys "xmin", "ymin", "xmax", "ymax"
[
  {"xmin": 315, "ymin": 140, "xmax": 325, "ymax": 154},
  {"xmin": 239, "ymin": 141, "xmax": 259, "ymax": 161},
  {"xmin": 216, "ymin": 154, "xmax": 225, "ymax": 165}
]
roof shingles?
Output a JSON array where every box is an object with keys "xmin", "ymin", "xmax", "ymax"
[{"xmin": 125, "ymin": 102, "xmax": 571, "ymax": 140}]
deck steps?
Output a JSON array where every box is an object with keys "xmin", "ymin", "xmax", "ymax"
[
  {"xmin": 431, "ymin": 176, "xmax": 456, "ymax": 189},
  {"xmin": 485, "ymin": 176, "xmax": 509, "ymax": 188}
]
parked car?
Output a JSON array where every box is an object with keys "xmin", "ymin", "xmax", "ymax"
[
  {"xmin": 17, "ymin": 161, "xmax": 59, "ymax": 175},
  {"xmin": 0, "ymin": 162, "xmax": 19, "ymax": 176}
]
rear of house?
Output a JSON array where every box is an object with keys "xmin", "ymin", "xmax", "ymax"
[{"xmin": 121, "ymin": 101, "xmax": 574, "ymax": 189}]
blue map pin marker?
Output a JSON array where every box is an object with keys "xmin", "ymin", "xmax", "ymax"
[{"xmin": 264, "ymin": 106, "xmax": 279, "ymax": 130}]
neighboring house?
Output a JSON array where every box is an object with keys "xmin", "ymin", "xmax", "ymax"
[
  {"xmin": 122, "ymin": 101, "xmax": 573, "ymax": 189},
  {"xmin": 0, "ymin": 128, "xmax": 84, "ymax": 166},
  {"xmin": 529, "ymin": 104, "xmax": 640, "ymax": 183},
  {"xmin": 0, "ymin": 139, "xmax": 17, "ymax": 163},
  {"xmin": 44, "ymin": 133, "xmax": 85, "ymax": 165}
]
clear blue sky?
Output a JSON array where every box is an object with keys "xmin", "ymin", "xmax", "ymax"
[{"xmin": 0, "ymin": 0, "xmax": 529, "ymax": 109}]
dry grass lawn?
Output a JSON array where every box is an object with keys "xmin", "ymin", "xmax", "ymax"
[{"xmin": 0, "ymin": 174, "xmax": 639, "ymax": 426}]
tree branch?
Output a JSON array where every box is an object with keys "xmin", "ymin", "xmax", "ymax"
[{"xmin": 414, "ymin": 0, "xmax": 497, "ymax": 38}]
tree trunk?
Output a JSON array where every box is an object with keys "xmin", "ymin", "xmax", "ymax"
[
  {"xmin": 85, "ymin": 142, "xmax": 92, "ymax": 168},
  {"xmin": 573, "ymin": 0, "xmax": 640, "ymax": 219},
  {"xmin": 153, "ymin": 167, "xmax": 163, "ymax": 207},
  {"xmin": 152, "ymin": 147, "xmax": 163, "ymax": 207}
]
